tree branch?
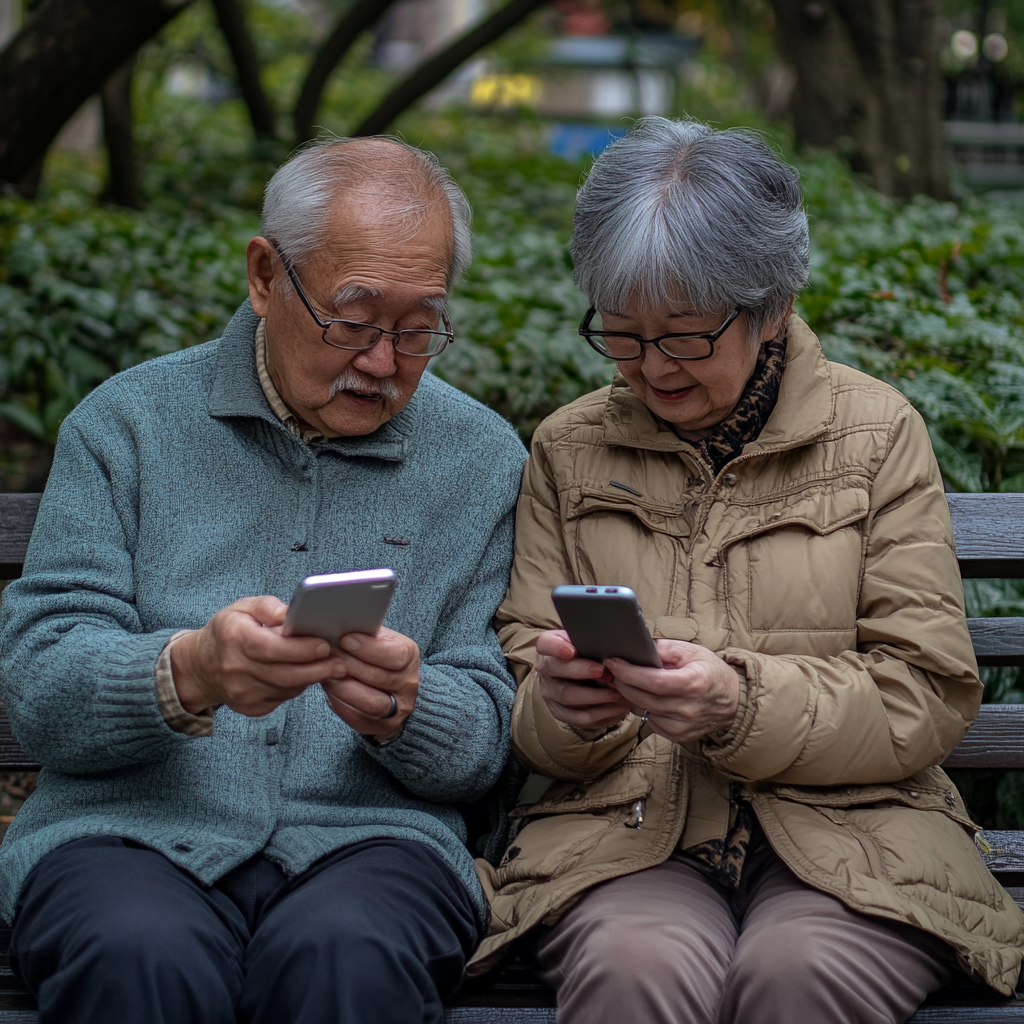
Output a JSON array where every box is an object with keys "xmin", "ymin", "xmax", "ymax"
[
  {"xmin": 293, "ymin": 0, "xmax": 402, "ymax": 145},
  {"xmin": 353, "ymin": 0, "xmax": 550, "ymax": 138},
  {"xmin": 209, "ymin": 0, "xmax": 277, "ymax": 139},
  {"xmin": 0, "ymin": 0, "xmax": 194, "ymax": 186},
  {"xmin": 101, "ymin": 56, "xmax": 144, "ymax": 209}
]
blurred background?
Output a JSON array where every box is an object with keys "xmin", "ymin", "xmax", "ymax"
[{"xmin": 0, "ymin": 0, "xmax": 1022, "ymax": 824}]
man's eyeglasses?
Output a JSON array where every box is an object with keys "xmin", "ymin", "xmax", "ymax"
[
  {"xmin": 276, "ymin": 249, "xmax": 454, "ymax": 358},
  {"xmin": 579, "ymin": 307, "xmax": 740, "ymax": 361}
]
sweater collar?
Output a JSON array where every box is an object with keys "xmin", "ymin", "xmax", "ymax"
[
  {"xmin": 206, "ymin": 300, "xmax": 413, "ymax": 463},
  {"xmin": 601, "ymin": 314, "xmax": 834, "ymax": 458}
]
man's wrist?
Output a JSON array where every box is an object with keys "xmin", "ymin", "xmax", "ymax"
[{"xmin": 170, "ymin": 631, "xmax": 217, "ymax": 717}]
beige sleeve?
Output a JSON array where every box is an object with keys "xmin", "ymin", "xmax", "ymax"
[
  {"xmin": 155, "ymin": 630, "xmax": 215, "ymax": 737},
  {"xmin": 705, "ymin": 405, "xmax": 982, "ymax": 785},
  {"xmin": 500, "ymin": 437, "xmax": 640, "ymax": 781}
]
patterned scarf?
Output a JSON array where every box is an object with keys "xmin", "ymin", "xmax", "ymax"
[{"xmin": 694, "ymin": 326, "xmax": 788, "ymax": 475}]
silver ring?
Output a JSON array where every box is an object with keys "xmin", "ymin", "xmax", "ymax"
[
  {"xmin": 382, "ymin": 693, "xmax": 399, "ymax": 719},
  {"xmin": 640, "ymin": 709, "xmax": 649, "ymax": 726}
]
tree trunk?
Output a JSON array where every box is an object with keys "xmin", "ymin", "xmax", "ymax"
[
  {"xmin": 353, "ymin": 0, "xmax": 551, "ymax": 138},
  {"xmin": 0, "ymin": 0, "xmax": 194, "ymax": 188},
  {"xmin": 102, "ymin": 57, "xmax": 144, "ymax": 209},
  {"xmin": 767, "ymin": 0, "xmax": 948, "ymax": 199},
  {"xmin": 293, "ymin": 0, "xmax": 403, "ymax": 145},
  {"xmin": 209, "ymin": 0, "xmax": 277, "ymax": 139}
]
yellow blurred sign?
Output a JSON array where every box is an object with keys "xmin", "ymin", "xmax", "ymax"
[{"xmin": 470, "ymin": 74, "xmax": 542, "ymax": 109}]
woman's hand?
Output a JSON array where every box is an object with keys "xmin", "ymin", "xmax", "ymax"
[
  {"xmin": 535, "ymin": 630, "xmax": 633, "ymax": 730},
  {"xmin": 606, "ymin": 640, "xmax": 740, "ymax": 744}
]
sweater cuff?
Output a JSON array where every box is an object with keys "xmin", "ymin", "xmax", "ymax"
[
  {"xmin": 360, "ymin": 666, "xmax": 495, "ymax": 782},
  {"xmin": 155, "ymin": 630, "xmax": 214, "ymax": 737}
]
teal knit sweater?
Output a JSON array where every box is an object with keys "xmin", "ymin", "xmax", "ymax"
[{"xmin": 0, "ymin": 301, "xmax": 526, "ymax": 926}]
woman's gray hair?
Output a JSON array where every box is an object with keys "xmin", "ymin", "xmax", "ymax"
[
  {"xmin": 262, "ymin": 137, "xmax": 472, "ymax": 290},
  {"xmin": 571, "ymin": 117, "xmax": 809, "ymax": 344}
]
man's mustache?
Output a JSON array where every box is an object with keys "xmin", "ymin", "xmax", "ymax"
[{"xmin": 328, "ymin": 369, "xmax": 401, "ymax": 402}]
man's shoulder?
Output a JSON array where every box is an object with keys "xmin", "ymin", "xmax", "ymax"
[
  {"xmin": 414, "ymin": 373, "xmax": 526, "ymax": 461},
  {"xmin": 64, "ymin": 340, "xmax": 222, "ymax": 429}
]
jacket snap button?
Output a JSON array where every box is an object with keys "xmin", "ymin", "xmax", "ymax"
[
  {"xmin": 908, "ymin": 791, "xmax": 920, "ymax": 798},
  {"xmin": 722, "ymin": 473, "xmax": 738, "ymax": 487},
  {"xmin": 946, "ymin": 791, "xmax": 956, "ymax": 806}
]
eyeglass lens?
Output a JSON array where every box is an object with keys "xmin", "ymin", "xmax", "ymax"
[
  {"xmin": 323, "ymin": 321, "xmax": 450, "ymax": 356},
  {"xmin": 588, "ymin": 333, "xmax": 714, "ymax": 360}
]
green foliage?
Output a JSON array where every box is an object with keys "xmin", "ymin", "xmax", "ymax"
[{"xmin": 0, "ymin": 193, "xmax": 253, "ymax": 440}]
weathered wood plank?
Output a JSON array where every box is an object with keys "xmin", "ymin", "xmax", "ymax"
[
  {"xmin": 977, "ymin": 831, "xmax": 1024, "ymax": 874},
  {"xmin": 948, "ymin": 493, "xmax": 1024, "ymax": 579},
  {"xmin": 944, "ymin": 706, "xmax": 1024, "ymax": 769},
  {"xmin": 969, "ymin": 619, "xmax": 1024, "ymax": 667}
]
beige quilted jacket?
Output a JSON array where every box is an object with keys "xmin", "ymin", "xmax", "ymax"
[{"xmin": 470, "ymin": 316, "xmax": 1024, "ymax": 995}]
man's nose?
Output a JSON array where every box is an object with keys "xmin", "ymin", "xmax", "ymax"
[{"xmin": 352, "ymin": 332, "xmax": 398, "ymax": 378}]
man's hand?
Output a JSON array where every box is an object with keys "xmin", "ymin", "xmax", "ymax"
[
  {"xmin": 321, "ymin": 627, "xmax": 420, "ymax": 741},
  {"xmin": 605, "ymin": 640, "xmax": 740, "ymax": 744},
  {"xmin": 535, "ymin": 629, "xmax": 632, "ymax": 730},
  {"xmin": 172, "ymin": 596, "xmax": 345, "ymax": 718}
]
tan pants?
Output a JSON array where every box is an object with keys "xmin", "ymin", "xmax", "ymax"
[{"xmin": 535, "ymin": 839, "xmax": 954, "ymax": 1024}]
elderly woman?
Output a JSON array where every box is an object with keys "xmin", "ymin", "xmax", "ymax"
[{"xmin": 470, "ymin": 118, "xmax": 1024, "ymax": 1023}]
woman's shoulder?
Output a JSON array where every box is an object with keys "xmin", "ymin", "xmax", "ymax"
[
  {"xmin": 825, "ymin": 359, "xmax": 917, "ymax": 427},
  {"xmin": 532, "ymin": 384, "xmax": 616, "ymax": 447}
]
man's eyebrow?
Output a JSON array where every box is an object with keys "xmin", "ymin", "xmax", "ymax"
[
  {"xmin": 333, "ymin": 284, "xmax": 384, "ymax": 307},
  {"xmin": 420, "ymin": 294, "xmax": 449, "ymax": 314},
  {"xmin": 667, "ymin": 310, "xmax": 700, "ymax": 318}
]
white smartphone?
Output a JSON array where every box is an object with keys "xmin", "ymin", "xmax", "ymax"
[
  {"xmin": 551, "ymin": 585, "xmax": 662, "ymax": 669},
  {"xmin": 282, "ymin": 569, "xmax": 396, "ymax": 646}
]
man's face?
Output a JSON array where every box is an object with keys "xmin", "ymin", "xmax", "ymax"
[{"xmin": 247, "ymin": 195, "xmax": 452, "ymax": 437}]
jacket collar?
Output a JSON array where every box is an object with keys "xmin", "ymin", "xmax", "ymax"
[
  {"xmin": 601, "ymin": 314, "xmax": 834, "ymax": 457},
  {"xmin": 206, "ymin": 300, "xmax": 412, "ymax": 463}
]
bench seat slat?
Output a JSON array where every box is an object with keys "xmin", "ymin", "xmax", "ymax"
[{"xmin": 943, "ymin": 706, "xmax": 1024, "ymax": 769}]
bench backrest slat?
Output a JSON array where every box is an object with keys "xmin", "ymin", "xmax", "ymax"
[
  {"xmin": 947, "ymin": 493, "xmax": 1024, "ymax": 578},
  {"xmin": 967, "ymin": 619, "xmax": 1024, "ymax": 666}
]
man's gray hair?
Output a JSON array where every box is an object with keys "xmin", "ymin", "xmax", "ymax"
[
  {"xmin": 571, "ymin": 117, "xmax": 809, "ymax": 344},
  {"xmin": 262, "ymin": 137, "xmax": 472, "ymax": 290}
]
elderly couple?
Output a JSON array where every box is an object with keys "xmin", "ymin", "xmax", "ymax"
[{"xmin": 1, "ymin": 119, "xmax": 1021, "ymax": 1024}]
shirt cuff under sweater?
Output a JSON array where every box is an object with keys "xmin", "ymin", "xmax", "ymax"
[{"xmin": 155, "ymin": 630, "xmax": 215, "ymax": 737}]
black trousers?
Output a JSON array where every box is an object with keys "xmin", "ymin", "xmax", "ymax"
[{"xmin": 9, "ymin": 836, "xmax": 479, "ymax": 1024}]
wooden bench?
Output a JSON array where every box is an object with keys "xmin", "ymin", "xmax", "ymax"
[{"xmin": 0, "ymin": 491, "xmax": 1021, "ymax": 1022}]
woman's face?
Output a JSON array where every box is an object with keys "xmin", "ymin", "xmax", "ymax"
[{"xmin": 603, "ymin": 304, "xmax": 776, "ymax": 434}]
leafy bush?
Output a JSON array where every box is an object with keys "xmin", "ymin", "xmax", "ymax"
[{"xmin": 0, "ymin": 193, "xmax": 253, "ymax": 440}]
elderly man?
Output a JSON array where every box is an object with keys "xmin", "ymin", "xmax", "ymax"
[{"xmin": 0, "ymin": 138, "xmax": 526, "ymax": 1024}]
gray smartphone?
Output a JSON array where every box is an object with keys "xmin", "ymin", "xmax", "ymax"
[
  {"xmin": 551, "ymin": 585, "xmax": 662, "ymax": 669},
  {"xmin": 282, "ymin": 569, "xmax": 396, "ymax": 646}
]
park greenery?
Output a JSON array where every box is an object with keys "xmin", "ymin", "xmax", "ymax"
[{"xmin": 0, "ymin": 1, "xmax": 1023, "ymax": 820}]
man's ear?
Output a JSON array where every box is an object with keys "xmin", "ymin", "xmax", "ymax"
[{"xmin": 246, "ymin": 236, "xmax": 278, "ymax": 318}]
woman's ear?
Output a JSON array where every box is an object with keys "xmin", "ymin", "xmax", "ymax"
[{"xmin": 762, "ymin": 297, "xmax": 795, "ymax": 342}]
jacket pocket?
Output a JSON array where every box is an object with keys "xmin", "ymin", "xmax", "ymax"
[
  {"xmin": 719, "ymin": 483, "xmax": 868, "ymax": 637},
  {"xmin": 497, "ymin": 768, "xmax": 656, "ymax": 886},
  {"xmin": 771, "ymin": 767, "xmax": 977, "ymax": 830}
]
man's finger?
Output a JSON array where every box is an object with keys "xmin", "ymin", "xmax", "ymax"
[{"xmin": 339, "ymin": 631, "xmax": 413, "ymax": 671}]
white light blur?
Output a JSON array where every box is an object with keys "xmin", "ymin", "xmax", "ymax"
[
  {"xmin": 952, "ymin": 29, "xmax": 979, "ymax": 60},
  {"xmin": 983, "ymin": 32, "xmax": 1009, "ymax": 62}
]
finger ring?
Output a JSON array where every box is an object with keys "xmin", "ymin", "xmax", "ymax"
[
  {"xmin": 640, "ymin": 709, "xmax": 649, "ymax": 726},
  {"xmin": 382, "ymin": 693, "xmax": 398, "ymax": 719}
]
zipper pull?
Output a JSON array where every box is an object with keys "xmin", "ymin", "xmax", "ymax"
[{"xmin": 625, "ymin": 798, "xmax": 645, "ymax": 829}]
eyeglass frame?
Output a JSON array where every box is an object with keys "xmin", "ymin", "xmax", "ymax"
[
  {"xmin": 578, "ymin": 306, "xmax": 741, "ymax": 361},
  {"xmin": 274, "ymin": 246, "xmax": 455, "ymax": 358}
]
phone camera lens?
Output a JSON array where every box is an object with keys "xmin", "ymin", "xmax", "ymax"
[
  {"xmin": 605, "ymin": 588, "xmax": 618, "ymax": 593},
  {"xmin": 585, "ymin": 587, "xmax": 598, "ymax": 593}
]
